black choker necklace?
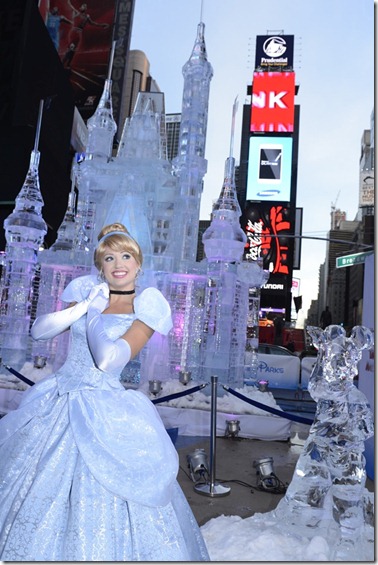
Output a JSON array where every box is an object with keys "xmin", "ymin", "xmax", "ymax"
[{"xmin": 109, "ymin": 289, "xmax": 135, "ymax": 295}]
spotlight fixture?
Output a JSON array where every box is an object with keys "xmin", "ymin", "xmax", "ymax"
[
  {"xmin": 225, "ymin": 419, "xmax": 240, "ymax": 438},
  {"xmin": 253, "ymin": 457, "xmax": 275, "ymax": 478},
  {"xmin": 253, "ymin": 456, "xmax": 287, "ymax": 492},
  {"xmin": 33, "ymin": 355, "xmax": 47, "ymax": 369},
  {"xmin": 179, "ymin": 370, "xmax": 192, "ymax": 385},
  {"xmin": 257, "ymin": 379, "xmax": 269, "ymax": 392},
  {"xmin": 148, "ymin": 379, "xmax": 162, "ymax": 396},
  {"xmin": 186, "ymin": 448, "xmax": 210, "ymax": 483}
]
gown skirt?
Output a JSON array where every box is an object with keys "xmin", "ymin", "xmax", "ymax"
[
  {"xmin": 0, "ymin": 295, "xmax": 210, "ymax": 562},
  {"xmin": 0, "ymin": 375, "xmax": 210, "ymax": 561}
]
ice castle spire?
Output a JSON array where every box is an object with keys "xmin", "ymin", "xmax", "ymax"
[
  {"xmin": 48, "ymin": 180, "xmax": 76, "ymax": 252},
  {"xmin": 85, "ymin": 40, "xmax": 118, "ymax": 161},
  {"xmin": 73, "ymin": 41, "xmax": 119, "ymax": 253},
  {"xmin": 172, "ymin": 21, "xmax": 213, "ymax": 271},
  {"xmin": 0, "ymin": 100, "xmax": 47, "ymax": 370},
  {"xmin": 117, "ymin": 92, "xmax": 167, "ymax": 161},
  {"xmin": 203, "ymin": 97, "xmax": 247, "ymax": 262}
]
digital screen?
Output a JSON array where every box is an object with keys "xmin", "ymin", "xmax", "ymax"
[
  {"xmin": 250, "ymin": 72, "xmax": 295, "ymax": 132},
  {"xmin": 241, "ymin": 202, "xmax": 294, "ymax": 275},
  {"xmin": 259, "ymin": 146, "xmax": 282, "ymax": 182},
  {"xmin": 246, "ymin": 136, "xmax": 293, "ymax": 201}
]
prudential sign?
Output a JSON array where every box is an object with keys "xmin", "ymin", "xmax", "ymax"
[{"xmin": 255, "ymin": 35, "xmax": 294, "ymax": 70}]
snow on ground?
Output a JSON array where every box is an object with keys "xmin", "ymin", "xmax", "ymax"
[{"xmin": 200, "ymin": 510, "xmax": 374, "ymax": 561}]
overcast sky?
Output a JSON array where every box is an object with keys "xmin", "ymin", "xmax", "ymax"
[{"xmin": 129, "ymin": 0, "xmax": 374, "ymax": 326}]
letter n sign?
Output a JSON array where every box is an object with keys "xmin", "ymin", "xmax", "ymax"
[{"xmin": 250, "ymin": 72, "xmax": 295, "ymax": 132}]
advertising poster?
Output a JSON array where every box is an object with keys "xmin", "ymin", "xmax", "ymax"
[
  {"xmin": 40, "ymin": 0, "xmax": 115, "ymax": 118},
  {"xmin": 246, "ymin": 135, "xmax": 293, "ymax": 201},
  {"xmin": 250, "ymin": 72, "xmax": 295, "ymax": 132},
  {"xmin": 241, "ymin": 202, "xmax": 294, "ymax": 275},
  {"xmin": 359, "ymin": 170, "xmax": 374, "ymax": 208}
]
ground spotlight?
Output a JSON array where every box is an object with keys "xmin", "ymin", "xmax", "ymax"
[
  {"xmin": 186, "ymin": 448, "xmax": 210, "ymax": 483},
  {"xmin": 257, "ymin": 379, "xmax": 269, "ymax": 392},
  {"xmin": 149, "ymin": 379, "xmax": 162, "ymax": 396},
  {"xmin": 225, "ymin": 419, "xmax": 240, "ymax": 438},
  {"xmin": 179, "ymin": 370, "xmax": 192, "ymax": 385},
  {"xmin": 253, "ymin": 456, "xmax": 275, "ymax": 478},
  {"xmin": 34, "ymin": 355, "xmax": 47, "ymax": 369},
  {"xmin": 252, "ymin": 457, "xmax": 286, "ymax": 493}
]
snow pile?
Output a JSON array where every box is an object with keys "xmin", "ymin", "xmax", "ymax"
[
  {"xmin": 138, "ymin": 378, "xmax": 282, "ymax": 416},
  {"xmin": 200, "ymin": 511, "xmax": 374, "ymax": 561}
]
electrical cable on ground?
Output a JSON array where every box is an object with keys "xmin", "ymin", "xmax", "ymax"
[{"xmin": 179, "ymin": 465, "xmax": 287, "ymax": 495}]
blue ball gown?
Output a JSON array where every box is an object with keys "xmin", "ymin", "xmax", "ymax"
[{"xmin": 0, "ymin": 279, "xmax": 210, "ymax": 561}]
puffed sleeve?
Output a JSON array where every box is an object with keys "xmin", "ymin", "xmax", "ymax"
[
  {"xmin": 60, "ymin": 274, "xmax": 99, "ymax": 303},
  {"xmin": 134, "ymin": 287, "xmax": 173, "ymax": 335}
]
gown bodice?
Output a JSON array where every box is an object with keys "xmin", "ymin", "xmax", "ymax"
[{"xmin": 56, "ymin": 313, "xmax": 134, "ymax": 394}]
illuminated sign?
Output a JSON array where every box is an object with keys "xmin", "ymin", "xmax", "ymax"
[
  {"xmin": 242, "ymin": 203, "xmax": 293, "ymax": 275},
  {"xmin": 255, "ymin": 35, "xmax": 294, "ymax": 69},
  {"xmin": 246, "ymin": 136, "xmax": 293, "ymax": 201},
  {"xmin": 250, "ymin": 72, "xmax": 295, "ymax": 132},
  {"xmin": 291, "ymin": 277, "xmax": 300, "ymax": 296}
]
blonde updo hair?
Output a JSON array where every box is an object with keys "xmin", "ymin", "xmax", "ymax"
[{"xmin": 94, "ymin": 223, "xmax": 143, "ymax": 271}]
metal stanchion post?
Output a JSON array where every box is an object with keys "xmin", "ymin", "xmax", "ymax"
[{"xmin": 194, "ymin": 375, "xmax": 231, "ymax": 497}]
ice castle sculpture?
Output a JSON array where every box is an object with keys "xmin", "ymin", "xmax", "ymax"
[
  {"xmin": 0, "ymin": 20, "xmax": 269, "ymax": 390},
  {"xmin": 273, "ymin": 324, "xmax": 374, "ymax": 560}
]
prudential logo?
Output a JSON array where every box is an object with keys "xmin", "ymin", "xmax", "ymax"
[{"xmin": 263, "ymin": 37, "xmax": 287, "ymax": 58}]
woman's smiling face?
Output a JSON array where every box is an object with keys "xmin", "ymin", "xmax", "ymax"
[{"xmin": 101, "ymin": 247, "xmax": 140, "ymax": 290}]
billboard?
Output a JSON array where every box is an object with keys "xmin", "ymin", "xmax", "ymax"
[
  {"xmin": 40, "ymin": 1, "xmax": 132, "ymax": 122},
  {"xmin": 246, "ymin": 135, "xmax": 293, "ymax": 201},
  {"xmin": 250, "ymin": 72, "xmax": 295, "ymax": 132},
  {"xmin": 255, "ymin": 35, "xmax": 294, "ymax": 70},
  {"xmin": 359, "ymin": 170, "xmax": 374, "ymax": 207},
  {"xmin": 241, "ymin": 202, "xmax": 293, "ymax": 275}
]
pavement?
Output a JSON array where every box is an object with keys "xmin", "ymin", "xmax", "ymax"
[{"xmin": 175, "ymin": 421, "xmax": 374, "ymax": 528}]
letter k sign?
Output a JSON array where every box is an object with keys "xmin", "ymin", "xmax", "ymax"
[{"xmin": 269, "ymin": 91, "xmax": 288, "ymax": 108}]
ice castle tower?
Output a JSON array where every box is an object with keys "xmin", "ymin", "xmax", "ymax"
[
  {"xmin": 171, "ymin": 22, "xmax": 213, "ymax": 273},
  {"xmin": 0, "ymin": 101, "xmax": 47, "ymax": 370},
  {"xmin": 200, "ymin": 100, "xmax": 249, "ymax": 385}
]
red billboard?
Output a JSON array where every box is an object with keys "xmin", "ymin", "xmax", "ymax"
[
  {"xmin": 40, "ymin": 1, "xmax": 116, "ymax": 119},
  {"xmin": 250, "ymin": 72, "xmax": 295, "ymax": 132},
  {"xmin": 241, "ymin": 202, "xmax": 293, "ymax": 275}
]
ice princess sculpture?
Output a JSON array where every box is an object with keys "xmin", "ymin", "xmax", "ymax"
[{"xmin": 274, "ymin": 324, "xmax": 374, "ymax": 558}]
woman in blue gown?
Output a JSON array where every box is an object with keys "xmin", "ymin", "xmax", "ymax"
[{"xmin": 0, "ymin": 223, "xmax": 210, "ymax": 561}]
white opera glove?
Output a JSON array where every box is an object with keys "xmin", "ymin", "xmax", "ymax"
[
  {"xmin": 86, "ymin": 289, "xmax": 131, "ymax": 373},
  {"xmin": 31, "ymin": 282, "xmax": 110, "ymax": 341}
]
